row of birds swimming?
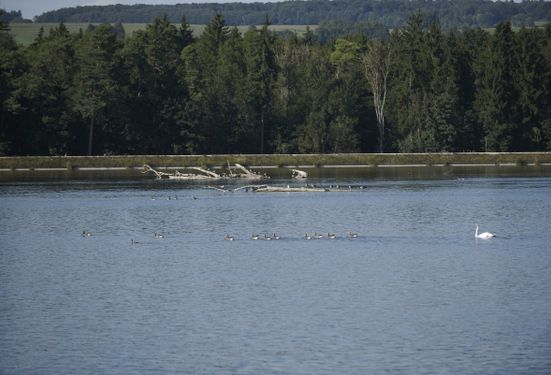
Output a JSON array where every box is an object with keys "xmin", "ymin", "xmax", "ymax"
[
  {"xmin": 224, "ymin": 231, "xmax": 359, "ymax": 241},
  {"xmin": 82, "ymin": 225, "xmax": 495, "ymax": 243}
]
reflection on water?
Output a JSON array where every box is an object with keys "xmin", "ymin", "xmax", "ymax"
[
  {"xmin": 1, "ymin": 164, "xmax": 551, "ymax": 182},
  {"xmin": 1, "ymin": 177, "xmax": 551, "ymax": 374}
]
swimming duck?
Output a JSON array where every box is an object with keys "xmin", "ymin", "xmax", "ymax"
[
  {"xmin": 327, "ymin": 233, "xmax": 336, "ymax": 239},
  {"xmin": 224, "ymin": 234, "xmax": 235, "ymax": 241},
  {"xmin": 347, "ymin": 231, "xmax": 358, "ymax": 238}
]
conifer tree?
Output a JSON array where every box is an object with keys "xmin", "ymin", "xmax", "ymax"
[{"xmin": 72, "ymin": 24, "xmax": 119, "ymax": 155}]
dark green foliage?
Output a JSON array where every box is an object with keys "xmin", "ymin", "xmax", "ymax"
[
  {"xmin": 0, "ymin": 31, "xmax": 22, "ymax": 154},
  {"xmin": 473, "ymin": 21, "xmax": 518, "ymax": 151},
  {"xmin": 34, "ymin": 1, "xmax": 551, "ymax": 29},
  {"xmin": 71, "ymin": 24, "xmax": 120, "ymax": 155},
  {"xmin": 1, "ymin": 13, "xmax": 551, "ymax": 156},
  {"xmin": 1, "ymin": 9, "xmax": 31, "ymax": 24}
]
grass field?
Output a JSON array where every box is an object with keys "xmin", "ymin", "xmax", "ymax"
[{"xmin": 8, "ymin": 23, "xmax": 317, "ymax": 45}]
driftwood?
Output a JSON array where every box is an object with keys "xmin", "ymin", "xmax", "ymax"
[
  {"xmin": 206, "ymin": 185, "xmax": 231, "ymax": 192},
  {"xmin": 188, "ymin": 166, "xmax": 222, "ymax": 179},
  {"xmin": 232, "ymin": 184, "xmax": 268, "ymax": 192},
  {"xmin": 289, "ymin": 168, "xmax": 308, "ymax": 179},
  {"xmin": 143, "ymin": 163, "xmax": 268, "ymax": 181},
  {"xmin": 254, "ymin": 185, "xmax": 328, "ymax": 193},
  {"xmin": 143, "ymin": 164, "xmax": 216, "ymax": 180},
  {"xmin": 205, "ymin": 183, "xmax": 368, "ymax": 193},
  {"xmin": 228, "ymin": 163, "xmax": 269, "ymax": 180}
]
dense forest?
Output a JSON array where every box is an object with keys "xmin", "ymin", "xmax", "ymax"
[
  {"xmin": 0, "ymin": 10, "xmax": 30, "ymax": 23},
  {"xmin": 35, "ymin": 0, "xmax": 551, "ymax": 29},
  {"xmin": 1, "ymin": 12, "xmax": 551, "ymax": 156}
]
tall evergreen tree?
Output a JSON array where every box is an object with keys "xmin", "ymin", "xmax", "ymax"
[
  {"xmin": 474, "ymin": 21, "xmax": 518, "ymax": 151},
  {"xmin": 0, "ymin": 29, "xmax": 22, "ymax": 154},
  {"xmin": 120, "ymin": 15, "xmax": 189, "ymax": 153},
  {"xmin": 513, "ymin": 27, "xmax": 549, "ymax": 150},
  {"xmin": 243, "ymin": 18, "xmax": 277, "ymax": 153},
  {"xmin": 13, "ymin": 23, "xmax": 77, "ymax": 155},
  {"xmin": 72, "ymin": 24, "xmax": 119, "ymax": 155}
]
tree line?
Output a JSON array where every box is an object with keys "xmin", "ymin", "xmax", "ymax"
[
  {"xmin": 1, "ymin": 13, "xmax": 551, "ymax": 156},
  {"xmin": 35, "ymin": 0, "xmax": 551, "ymax": 29}
]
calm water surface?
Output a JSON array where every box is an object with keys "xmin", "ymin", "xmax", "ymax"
[{"xmin": 1, "ymin": 177, "xmax": 551, "ymax": 374}]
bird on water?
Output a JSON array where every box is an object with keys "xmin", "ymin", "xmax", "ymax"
[{"xmin": 475, "ymin": 224, "xmax": 495, "ymax": 239}]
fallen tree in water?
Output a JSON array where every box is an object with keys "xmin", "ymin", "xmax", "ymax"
[
  {"xmin": 143, "ymin": 163, "xmax": 269, "ymax": 180},
  {"xmin": 206, "ymin": 184, "xmax": 329, "ymax": 193},
  {"xmin": 143, "ymin": 164, "xmax": 215, "ymax": 180}
]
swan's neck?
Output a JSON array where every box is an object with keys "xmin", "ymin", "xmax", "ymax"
[{"xmin": 475, "ymin": 225, "xmax": 479, "ymax": 237}]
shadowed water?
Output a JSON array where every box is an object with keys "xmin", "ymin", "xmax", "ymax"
[{"xmin": 1, "ymin": 177, "xmax": 550, "ymax": 374}]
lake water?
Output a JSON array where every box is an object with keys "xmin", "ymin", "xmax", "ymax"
[{"xmin": 1, "ymin": 177, "xmax": 551, "ymax": 374}]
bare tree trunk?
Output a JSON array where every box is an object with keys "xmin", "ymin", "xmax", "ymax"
[
  {"xmin": 260, "ymin": 110, "xmax": 265, "ymax": 154},
  {"xmin": 362, "ymin": 41, "xmax": 391, "ymax": 153},
  {"xmin": 87, "ymin": 114, "xmax": 95, "ymax": 156}
]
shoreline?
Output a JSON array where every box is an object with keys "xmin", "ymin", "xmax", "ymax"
[{"xmin": 1, "ymin": 152, "xmax": 551, "ymax": 181}]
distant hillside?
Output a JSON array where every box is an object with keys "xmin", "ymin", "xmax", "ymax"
[{"xmin": 34, "ymin": 0, "xmax": 551, "ymax": 28}]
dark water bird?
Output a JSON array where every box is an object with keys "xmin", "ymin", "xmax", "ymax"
[
  {"xmin": 327, "ymin": 233, "xmax": 336, "ymax": 239},
  {"xmin": 154, "ymin": 232, "xmax": 164, "ymax": 239},
  {"xmin": 224, "ymin": 234, "xmax": 235, "ymax": 241},
  {"xmin": 305, "ymin": 233, "xmax": 312, "ymax": 240},
  {"xmin": 347, "ymin": 231, "xmax": 358, "ymax": 238}
]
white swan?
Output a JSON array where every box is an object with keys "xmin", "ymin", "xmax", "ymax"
[{"xmin": 475, "ymin": 224, "xmax": 495, "ymax": 239}]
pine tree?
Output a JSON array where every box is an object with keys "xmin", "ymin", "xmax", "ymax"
[
  {"xmin": 474, "ymin": 21, "xmax": 518, "ymax": 151},
  {"xmin": 14, "ymin": 23, "xmax": 77, "ymax": 155},
  {"xmin": 243, "ymin": 17, "xmax": 277, "ymax": 153},
  {"xmin": 513, "ymin": 27, "xmax": 549, "ymax": 150},
  {"xmin": 72, "ymin": 24, "xmax": 119, "ymax": 155}
]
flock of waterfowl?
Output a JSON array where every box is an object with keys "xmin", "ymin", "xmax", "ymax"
[
  {"xmin": 224, "ymin": 231, "xmax": 359, "ymax": 241},
  {"xmin": 222, "ymin": 226, "xmax": 497, "ymax": 242},
  {"xmin": 81, "ymin": 225, "xmax": 495, "ymax": 244}
]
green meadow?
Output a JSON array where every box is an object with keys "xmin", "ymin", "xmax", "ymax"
[{"xmin": 7, "ymin": 23, "xmax": 317, "ymax": 45}]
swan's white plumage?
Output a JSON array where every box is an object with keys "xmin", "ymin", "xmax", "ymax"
[{"xmin": 475, "ymin": 225, "xmax": 495, "ymax": 239}]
